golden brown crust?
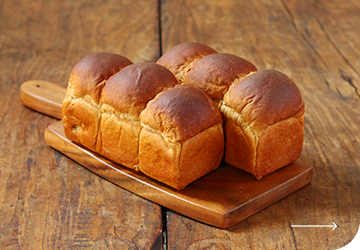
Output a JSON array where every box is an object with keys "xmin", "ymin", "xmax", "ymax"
[
  {"xmin": 102, "ymin": 62, "xmax": 178, "ymax": 116},
  {"xmin": 63, "ymin": 44, "xmax": 306, "ymax": 187},
  {"xmin": 177, "ymin": 124, "xmax": 224, "ymax": 189},
  {"xmin": 67, "ymin": 52, "xmax": 133, "ymax": 103},
  {"xmin": 62, "ymin": 95, "xmax": 101, "ymax": 152},
  {"xmin": 139, "ymin": 86, "xmax": 224, "ymax": 190},
  {"xmin": 184, "ymin": 53, "xmax": 258, "ymax": 101},
  {"xmin": 63, "ymin": 54, "xmax": 224, "ymax": 187},
  {"xmin": 139, "ymin": 124, "xmax": 224, "ymax": 190},
  {"xmin": 99, "ymin": 111, "xmax": 141, "ymax": 170},
  {"xmin": 157, "ymin": 42, "xmax": 218, "ymax": 83},
  {"xmin": 255, "ymin": 112, "xmax": 304, "ymax": 178},
  {"xmin": 62, "ymin": 52, "xmax": 132, "ymax": 154},
  {"xmin": 221, "ymin": 69, "xmax": 305, "ymax": 179},
  {"xmin": 139, "ymin": 84, "xmax": 222, "ymax": 142},
  {"xmin": 138, "ymin": 128, "xmax": 181, "ymax": 187},
  {"xmin": 139, "ymin": 84, "xmax": 224, "ymax": 190},
  {"xmin": 99, "ymin": 62, "xmax": 178, "ymax": 170},
  {"xmin": 222, "ymin": 117, "xmax": 257, "ymax": 174},
  {"xmin": 223, "ymin": 70, "xmax": 304, "ymax": 131}
]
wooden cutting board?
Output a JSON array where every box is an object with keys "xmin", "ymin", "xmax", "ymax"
[{"xmin": 20, "ymin": 80, "xmax": 313, "ymax": 229}]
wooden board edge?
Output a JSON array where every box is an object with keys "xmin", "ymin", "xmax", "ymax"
[
  {"xmin": 44, "ymin": 122, "xmax": 228, "ymax": 227},
  {"xmin": 44, "ymin": 120, "xmax": 313, "ymax": 229},
  {"xmin": 222, "ymin": 165, "xmax": 313, "ymax": 228},
  {"xmin": 20, "ymin": 80, "xmax": 64, "ymax": 119}
]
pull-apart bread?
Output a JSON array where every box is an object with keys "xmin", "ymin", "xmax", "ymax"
[
  {"xmin": 221, "ymin": 70, "xmax": 304, "ymax": 179},
  {"xmin": 139, "ymin": 85, "xmax": 224, "ymax": 190},
  {"xmin": 62, "ymin": 52, "xmax": 224, "ymax": 189},
  {"xmin": 157, "ymin": 42, "xmax": 305, "ymax": 179},
  {"xmin": 62, "ymin": 52, "xmax": 133, "ymax": 153}
]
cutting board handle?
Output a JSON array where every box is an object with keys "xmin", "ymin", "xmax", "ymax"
[{"xmin": 20, "ymin": 80, "xmax": 66, "ymax": 119}]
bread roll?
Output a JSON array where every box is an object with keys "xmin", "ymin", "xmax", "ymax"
[
  {"xmin": 157, "ymin": 42, "xmax": 217, "ymax": 84},
  {"xmin": 63, "ymin": 53, "xmax": 224, "ymax": 189},
  {"xmin": 62, "ymin": 52, "xmax": 133, "ymax": 152},
  {"xmin": 157, "ymin": 43, "xmax": 257, "ymax": 104},
  {"xmin": 220, "ymin": 70, "xmax": 305, "ymax": 179},
  {"xmin": 100, "ymin": 62, "xmax": 178, "ymax": 170},
  {"xmin": 184, "ymin": 53, "xmax": 258, "ymax": 104},
  {"xmin": 157, "ymin": 42, "xmax": 305, "ymax": 179},
  {"xmin": 139, "ymin": 84, "xmax": 224, "ymax": 190}
]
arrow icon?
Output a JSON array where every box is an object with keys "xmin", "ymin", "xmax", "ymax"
[{"xmin": 291, "ymin": 222, "xmax": 337, "ymax": 230}]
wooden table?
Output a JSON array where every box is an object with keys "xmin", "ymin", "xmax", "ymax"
[{"xmin": 1, "ymin": 0, "xmax": 359, "ymax": 249}]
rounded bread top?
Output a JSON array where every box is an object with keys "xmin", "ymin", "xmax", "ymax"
[
  {"xmin": 102, "ymin": 62, "xmax": 178, "ymax": 116},
  {"xmin": 223, "ymin": 69, "xmax": 304, "ymax": 129},
  {"xmin": 140, "ymin": 84, "xmax": 222, "ymax": 142},
  {"xmin": 156, "ymin": 42, "xmax": 217, "ymax": 77},
  {"xmin": 68, "ymin": 52, "xmax": 133, "ymax": 103},
  {"xmin": 184, "ymin": 53, "xmax": 258, "ymax": 100}
]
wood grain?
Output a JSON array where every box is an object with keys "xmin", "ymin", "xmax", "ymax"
[
  {"xmin": 161, "ymin": 0, "xmax": 360, "ymax": 249},
  {"xmin": 19, "ymin": 72, "xmax": 313, "ymax": 229},
  {"xmin": 43, "ymin": 120, "xmax": 312, "ymax": 229},
  {"xmin": 2, "ymin": 0, "xmax": 360, "ymax": 248},
  {"xmin": 20, "ymin": 80, "xmax": 66, "ymax": 119},
  {"xmin": 0, "ymin": 0, "xmax": 163, "ymax": 249}
]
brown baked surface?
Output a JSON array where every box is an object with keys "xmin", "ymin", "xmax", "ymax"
[
  {"xmin": 140, "ymin": 84, "xmax": 222, "ymax": 142},
  {"xmin": 62, "ymin": 52, "xmax": 133, "ymax": 151},
  {"xmin": 223, "ymin": 69, "xmax": 304, "ymax": 130},
  {"xmin": 102, "ymin": 62, "xmax": 178, "ymax": 116},
  {"xmin": 220, "ymin": 69, "xmax": 305, "ymax": 179},
  {"xmin": 158, "ymin": 43, "xmax": 305, "ymax": 179},
  {"xmin": 99, "ymin": 62, "xmax": 178, "ymax": 170},
  {"xmin": 157, "ymin": 42, "xmax": 218, "ymax": 83},
  {"xmin": 62, "ymin": 46, "xmax": 306, "ymax": 187},
  {"xmin": 184, "ymin": 53, "xmax": 258, "ymax": 101},
  {"xmin": 139, "ymin": 85, "xmax": 224, "ymax": 189},
  {"xmin": 67, "ymin": 52, "xmax": 133, "ymax": 103},
  {"xmin": 63, "ymin": 54, "xmax": 225, "ymax": 189}
]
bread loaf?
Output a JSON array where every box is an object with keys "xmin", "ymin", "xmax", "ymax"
[
  {"xmin": 220, "ymin": 70, "xmax": 304, "ymax": 179},
  {"xmin": 62, "ymin": 52, "xmax": 133, "ymax": 152},
  {"xmin": 158, "ymin": 43, "xmax": 258, "ymax": 105},
  {"xmin": 157, "ymin": 42, "xmax": 305, "ymax": 179},
  {"xmin": 99, "ymin": 62, "xmax": 178, "ymax": 170},
  {"xmin": 139, "ymin": 84, "xmax": 224, "ymax": 190},
  {"xmin": 62, "ymin": 52, "xmax": 224, "ymax": 189},
  {"xmin": 157, "ymin": 42, "xmax": 217, "ymax": 84}
]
